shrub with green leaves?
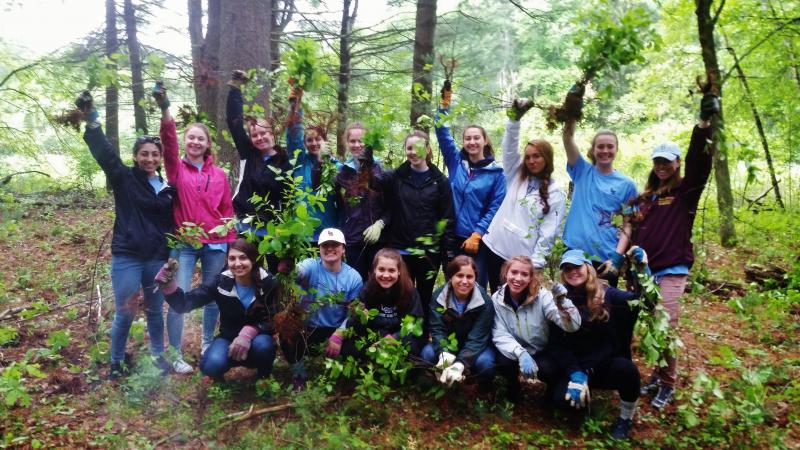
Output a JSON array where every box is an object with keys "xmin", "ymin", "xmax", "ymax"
[{"xmin": 284, "ymin": 38, "xmax": 329, "ymax": 92}]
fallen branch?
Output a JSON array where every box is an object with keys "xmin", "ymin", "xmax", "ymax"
[
  {"xmin": 226, "ymin": 394, "xmax": 349, "ymax": 424},
  {"xmin": 1, "ymin": 171, "xmax": 51, "ymax": 185}
]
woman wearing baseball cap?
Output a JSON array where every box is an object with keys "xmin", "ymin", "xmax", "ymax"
[{"xmin": 630, "ymin": 93, "xmax": 720, "ymax": 409}]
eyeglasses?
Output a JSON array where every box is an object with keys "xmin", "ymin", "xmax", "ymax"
[{"xmin": 135, "ymin": 135, "xmax": 162, "ymax": 145}]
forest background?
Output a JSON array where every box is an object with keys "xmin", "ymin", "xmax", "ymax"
[{"xmin": 0, "ymin": 0, "xmax": 799, "ymax": 448}]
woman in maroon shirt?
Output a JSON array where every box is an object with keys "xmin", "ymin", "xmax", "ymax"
[{"xmin": 630, "ymin": 93, "xmax": 719, "ymax": 409}]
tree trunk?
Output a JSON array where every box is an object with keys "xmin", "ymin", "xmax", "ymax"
[
  {"xmin": 724, "ymin": 35, "xmax": 785, "ymax": 209},
  {"xmin": 188, "ymin": 0, "xmax": 221, "ymax": 124},
  {"xmin": 215, "ymin": 0, "xmax": 272, "ymax": 172},
  {"xmin": 695, "ymin": 0, "xmax": 737, "ymax": 247},
  {"xmin": 105, "ymin": 0, "xmax": 119, "ymax": 155},
  {"xmin": 270, "ymin": 0, "xmax": 294, "ymax": 71},
  {"xmin": 336, "ymin": 0, "xmax": 358, "ymax": 158},
  {"xmin": 123, "ymin": 0, "xmax": 148, "ymax": 135},
  {"xmin": 409, "ymin": 0, "xmax": 437, "ymax": 131}
]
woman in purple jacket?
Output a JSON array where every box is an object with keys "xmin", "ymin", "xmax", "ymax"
[{"xmin": 632, "ymin": 93, "xmax": 720, "ymax": 410}]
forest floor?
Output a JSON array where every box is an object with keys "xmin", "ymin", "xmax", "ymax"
[{"xmin": 0, "ymin": 188, "xmax": 799, "ymax": 449}]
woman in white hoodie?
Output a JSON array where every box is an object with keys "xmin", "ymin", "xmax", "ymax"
[
  {"xmin": 482, "ymin": 100, "xmax": 566, "ymax": 292},
  {"xmin": 492, "ymin": 256, "xmax": 580, "ymax": 403}
]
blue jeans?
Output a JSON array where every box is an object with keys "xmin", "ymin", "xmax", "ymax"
[
  {"xmin": 456, "ymin": 240, "xmax": 491, "ymax": 290},
  {"xmin": 420, "ymin": 343, "xmax": 496, "ymax": 385},
  {"xmin": 201, "ymin": 334, "xmax": 277, "ymax": 379},
  {"xmin": 109, "ymin": 255, "xmax": 166, "ymax": 363},
  {"xmin": 173, "ymin": 245, "xmax": 227, "ymax": 352}
]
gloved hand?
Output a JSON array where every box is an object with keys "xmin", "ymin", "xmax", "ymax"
[
  {"xmin": 626, "ymin": 246, "xmax": 651, "ymax": 276},
  {"xmin": 551, "ymin": 282, "xmax": 568, "ymax": 301},
  {"xmin": 228, "ymin": 325, "xmax": 259, "ymax": 361},
  {"xmin": 358, "ymin": 145, "xmax": 375, "ymax": 166},
  {"xmin": 440, "ymin": 79, "xmax": 452, "ymax": 108},
  {"xmin": 151, "ymin": 81, "xmax": 170, "ymax": 111},
  {"xmin": 435, "ymin": 351, "xmax": 457, "ymax": 370},
  {"xmin": 598, "ymin": 252, "xmax": 624, "ymax": 278},
  {"xmin": 461, "ymin": 232, "xmax": 482, "ymax": 254},
  {"xmin": 519, "ymin": 352, "xmax": 538, "ymax": 378},
  {"xmin": 227, "ymin": 69, "xmax": 250, "ymax": 88},
  {"xmin": 154, "ymin": 258, "xmax": 179, "ymax": 295},
  {"xmin": 287, "ymin": 77, "xmax": 304, "ymax": 105},
  {"xmin": 362, "ymin": 219, "xmax": 385, "ymax": 245},
  {"xmin": 438, "ymin": 361, "xmax": 465, "ymax": 386},
  {"xmin": 75, "ymin": 91, "xmax": 99, "ymax": 123},
  {"xmin": 565, "ymin": 371, "xmax": 590, "ymax": 409},
  {"xmin": 699, "ymin": 93, "xmax": 720, "ymax": 121},
  {"xmin": 506, "ymin": 98, "xmax": 534, "ymax": 121},
  {"xmin": 325, "ymin": 329, "xmax": 344, "ymax": 358},
  {"xmin": 277, "ymin": 258, "xmax": 295, "ymax": 274}
]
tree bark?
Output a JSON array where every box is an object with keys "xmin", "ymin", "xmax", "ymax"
[
  {"xmin": 695, "ymin": 0, "xmax": 737, "ymax": 247},
  {"xmin": 105, "ymin": 0, "xmax": 120, "ymax": 155},
  {"xmin": 188, "ymin": 0, "xmax": 221, "ymax": 124},
  {"xmin": 724, "ymin": 35, "xmax": 785, "ymax": 209},
  {"xmin": 124, "ymin": 0, "xmax": 148, "ymax": 135},
  {"xmin": 410, "ymin": 0, "xmax": 437, "ymax": 131},
  {"xmin": 335, "ymin": 0, "xmax": 358, "ymax": 158},
  {"xmin": 270, "ymin": 0, "xmax": 294, "ymax": 71}
]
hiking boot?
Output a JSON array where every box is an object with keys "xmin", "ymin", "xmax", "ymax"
[
  {"xmin": 109, "ymin": 361, "xmax": 129, "ymax": 380},
  {"xmin": 172, "ymin": 357, "xmax": 194, "ymax": 374},
  {"xmin": 154, "ymin": 355, "xmax": 171, "ymax": 375},
  {"xmin": 651, "ymin": 385, "xmax": 675, "ymax": 410},
  {"xmin": 610, "ymin": 417, "xmax": 633, "ymax": 440},
  {"xmin": 640, "ymin": 375, "xmax": 660, "ymax": 396}
]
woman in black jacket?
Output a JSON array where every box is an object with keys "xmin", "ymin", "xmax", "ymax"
[
  {"xmin": 546, "ymin": 249, "xmax": 646, "ymax": 440},
  {"xmin": 156, "ymin": 239, "xmax": 280, "ymax": 380},
  {"xmin": 385, "ymin": 131, "xmax": 456, "ymax": 312},
  {"xmin": 77, "ymin": 92, "xmax": 175, "ymax": 379}
]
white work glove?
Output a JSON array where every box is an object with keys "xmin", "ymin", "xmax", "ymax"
[
  {"xmin": 438, "ymin": 362, "xmax": 465, "ymax": 386},
  {"xmin": 435, "ymin": 352, "xmax": 457, "ymax": 370},
  {"xmin": 362, "ymin": 219, "xmax": 385, "ymax": 245}
]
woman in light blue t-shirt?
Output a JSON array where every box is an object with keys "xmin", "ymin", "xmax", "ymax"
[{"xmin": 561, "ymin": 116, "xmax": 637, "ymax": 287}]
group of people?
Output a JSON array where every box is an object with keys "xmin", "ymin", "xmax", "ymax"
[{"xmin": 77, "ymin": 73, "xmax": 720, "ymax": 439}]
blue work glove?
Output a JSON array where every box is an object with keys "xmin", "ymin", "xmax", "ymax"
[
  {"xmin": 151, "ymin": 81, "xmax": 170, "ymax": 111},
  {"xmin": 598, "ymin": 252, "xmax": 624, "ymax": 278},
  {"xmin": 519, "ymin": 352, "xmax": 538, "ymax": 378},
  {"xmin": 626, "ymin": 246, "xmax": 651, "ymax": 276},
  {"xmin": 75, "ymin": 91, "xmax": 99, "ymax": 123},
  {"xmin": 565, "ymin": 371, "xmax": 590, "ymax": 409}
]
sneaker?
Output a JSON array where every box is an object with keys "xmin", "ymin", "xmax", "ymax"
[
  {"xmin": 292, "ymin": 375, "xmax": 307, "ymax": 392},
  {"xmin": 610, "ymin": 417, "xmax": 633, "ymax": 440},
  {"xmin": 640, "ymin": 375, "xmax": 661, "ymax": 396},
  {"xmin": 651, "ymin": 385, "xmax": 675, "ymax": 410},
  {"xmin": 201, "ymin": 342, "xmax": 211, "ymax": 357},
  {"xmin": 109, "ymin": 362, "xmax": 129, "ymax": 380},
  {"xmin": 172, "ymin": 357, "xmax": 194, "ymax": 374}
]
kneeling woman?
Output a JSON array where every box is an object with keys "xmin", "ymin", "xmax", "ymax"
[
  {"xmin": 156, "ymin": 239, "xmax": 279, "ymax": 380},
  {"xmin": 545, "ymin": 249, "xmax": 645, "ymax": 439},
  {"xmin": 342, "ymin": 249, "xmax": 425, "ymax": 358},
  {"xmin": 422, "ymin": 256, "xmax": 496, "ymax": 390},
  {"xmin": 492, "ymin": 256, "xmax": 581, "ymax": 403}
]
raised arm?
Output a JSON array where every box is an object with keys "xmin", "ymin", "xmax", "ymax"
[
  {"xmin": 225, "ymin": 71, "xmax": 258, "ymax": 160},
  {"xmin": 434, "ymin": 108, "xmax": 461, "ymax": 174},
  {"xmin": 75, "ymin": 91, "xmax": 127, "ymax": 183},
  {"xmin": 152, "ymin": 82, "xmax": 181, "ymax": 183},
  {"xmin": 501, "ymin": 120, "xmax": 522, "ymax": 179},
  {"xmin": 562, "ymin": 118, "xmax": 581, "ymax": 167}
]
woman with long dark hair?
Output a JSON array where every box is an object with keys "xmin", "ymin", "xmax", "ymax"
[{"xmin": 155, "ymin": 238, "xmax": 279, "ymax": 381}]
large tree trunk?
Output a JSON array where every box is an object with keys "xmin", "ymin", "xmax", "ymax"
[
  {"xmin": 105, "ymin": 0, "xmax": 119, "ymax": 155},
  {"xmin": 188, "ymin": 0, "xmax": 273, "ymax": 181},
  {"xmin": 123, "ymin": 0, "xmax": 148, "ymax": 135},
  {"xmin": 409, "ymin": 0, "xmax": 437, "ymax": 131},
  {"xmin": 335, "ymin": 0, "xmax": 358, "ymax": 158},
  {"xmin": 695, "ymin": 0, "xmax": 737, "ymax": 247},
  {"xmin": 724, "ymin": 35, "xmax": 785, "ymax": 209}
]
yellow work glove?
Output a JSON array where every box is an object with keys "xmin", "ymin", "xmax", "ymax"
[{"xmin": 461, "ymin": 232, "xmax": 482, "ymax": 254}]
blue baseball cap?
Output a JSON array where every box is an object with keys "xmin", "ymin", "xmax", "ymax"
[
  {"xmin": 559, "ymin": 249, "xmax": 591, "ymax": 268},
  {"xmin": 651, "ymin": 142, "xmax": 681, "ymax": 161}
]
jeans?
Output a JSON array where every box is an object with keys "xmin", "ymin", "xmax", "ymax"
[
  {"xmin": 549, "ymin": 357, "xmax": 641, "ymax": 408},
  {"xmin": 420, "ymin": 343, "xmax": 496, "ymax": 386},
  {"xmin": 109, "ymin": 254, "xmax": 166, "ymax": 363},
  {"xmin": 173, "ymin": 245, "xmax": 227, "ymax": 352},
  {"xmin": 200, "ymin": 334, "xmax": 277, "ymax": 379},
  {"xmin": 455, "ymin": 239, "xmax": 491, "ymax": 291}
]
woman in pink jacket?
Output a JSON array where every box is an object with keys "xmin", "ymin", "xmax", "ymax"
[{"xmin": 155, "ymin": 83, "xmax": 236, "ymax": 372}]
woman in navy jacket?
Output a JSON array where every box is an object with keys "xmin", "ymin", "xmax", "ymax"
[
  {"xmin": 77, "ymin": 91, "xmax": 175, "ymax": 379},
  {"xmin": 434, "ymin": 84, "xmax": 505, "ymax": 290},
  {"xmin": 156, "ymin": 238, "xmax": 280, "ymax": 380}
]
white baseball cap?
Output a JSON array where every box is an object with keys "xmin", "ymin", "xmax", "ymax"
[
  {"xmin": 651, "ymin": 142, "xmax": 681, "ymax": 161},
  {"xmin": 318, "ymin": 228, "xmax": 346, "ymax": 245}
]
